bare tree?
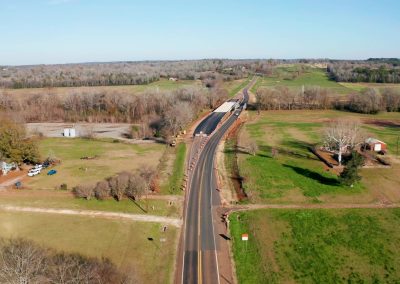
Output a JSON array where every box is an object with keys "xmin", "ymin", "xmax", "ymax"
[
  {"xmin": 94, "ymin": 180, "xmax": 110, "ymax": 200},
  {"xmin": 248, "ymin": 141, "xmax": 259, "ymax": 156},
  {"xmin": 324, "ymin": 119, "xmax": 362, "ymax": 165},
  {"xmin": 0, "ymin": 238, "xmax": 47, "ymax": 284},
  {"xmin": 125, "ymin": 173, "xmax": 147, "ymax": 200},
  {"xmin": 72, "ymin": 184, "xmax": 94, "ymax": 200}
]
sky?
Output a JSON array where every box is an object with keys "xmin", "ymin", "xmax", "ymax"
[{"xmin": 0, "ymin": 0, "xmax": 399, "ymax": 65}]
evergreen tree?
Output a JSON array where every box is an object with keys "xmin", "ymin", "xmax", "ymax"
[{"xmin": 339, "ymin": 151, "xmax": 364, "ymax": 186}]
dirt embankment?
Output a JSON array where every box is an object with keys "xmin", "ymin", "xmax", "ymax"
[{"xmin": 216, "ymin": 117, "xmax": 248, "ymax": 204}]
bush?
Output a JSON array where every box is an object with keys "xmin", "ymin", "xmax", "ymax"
[
  {"xmin": 94, "ymin": 181, "xmax": 110, "ymax": 200},
  {"xmin": 72, "ymin": 184, "xmax": 94, "ymax": 200},
  {"xmin": 60, "ymin": 183, "xmax": 68, "ymax": 190}
]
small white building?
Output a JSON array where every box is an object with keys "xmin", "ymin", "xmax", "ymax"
[{"xmin": 63, "ymin": 128, "xmax": 76, "ymax": 137}]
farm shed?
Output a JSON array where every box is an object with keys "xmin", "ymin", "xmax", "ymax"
[{"xmin": 364, "ymin": 138, "xmax": 387, "ymax": 152}]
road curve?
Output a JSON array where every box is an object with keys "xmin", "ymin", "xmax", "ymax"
[{"xmin": 181, "ymin": 86, "xmax": 250, "ymax": 284}]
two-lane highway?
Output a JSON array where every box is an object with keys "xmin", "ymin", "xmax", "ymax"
[{"xmin": 181, "ymin": 85, "xmax": 250, "ymax": 284}]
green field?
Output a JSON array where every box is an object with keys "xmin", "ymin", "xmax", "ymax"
[
  {"xmin": 27, "ymin": 138, "xmax": 164, "ymax": 190},
  {"xmin": 224, "ymin": 77, "xmax": 251, "ymax": 97},
  {"xmin": 234, "ymin": 110, "xmax": 400, "ymax": 204},
  {"xmin": 161, "ymin": 143, "xmax": 186, "ymax": 195},
  {"xmin": 0, "ymin": 210, "xmax": 178, "ymax": 283},
  {"xmin": 340, "ymin": 82, "xmax": 400, "ymax": 93},
  {"xmin": 230, "ymin": 208, "xmax": 400, "ymax": 283},
  {"xmin": 251, "ymin": 67, "xmax": 353, "ymax": 95}
]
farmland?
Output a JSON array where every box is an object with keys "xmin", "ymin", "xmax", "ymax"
[
  {"xmin": 233, "ymin": 110, "xmax": 400, "ymax": 204},
  {"xmin": 251, "ymin": 66, "xmax": 353, "ymax": 95},
  {"xmin": 251, "ymin": 65, "xmax": 400, "ymax": 96},
  {"xmin": 229, "ymin": 208, "xmax": 400, "ymax": 283},
  {"xmin": 0, "ymin": 210, "xmax": 178, "ymax": 283}
]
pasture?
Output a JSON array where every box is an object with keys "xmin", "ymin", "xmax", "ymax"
[
  {"xmin": 229, "ymin": 208, "xmax": 400, "ymax": 283},
  {"xmin": 0, "ymin": 210, "xmax": 178, "ymax": 283},
  {"xmin": 251, "ymin": 67, "xmax": 353, "ymax": 95},
  {"xmin": 234, "ymin": 110, "xmax": 400, "ymax": 204}
]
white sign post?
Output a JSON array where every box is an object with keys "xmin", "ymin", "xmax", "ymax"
[{"xmin": 241, "ymin": 233, "xmax": 249, "ymax": 253}]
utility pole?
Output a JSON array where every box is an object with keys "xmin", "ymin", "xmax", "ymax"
[{"xmin": 397, "ymin": 136, "xmax": 399, "ymax": 156}]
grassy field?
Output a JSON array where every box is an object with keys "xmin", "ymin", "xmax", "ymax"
[
  {"xmin": 160, "ymin": 143, "xmax": 186, "ymax": 195},
  {"xmin": 4, "ymin": 79, "xmax": 201, "ymax": 98},
  {"xmin": 229, "ymin": 208, "xmax": 400, "ymax": 283},
  {"xmin": 0, "ymin": 210, "xmax": 178, "ymax": 283},
  {"xmin": 0, "ymin": 189, "xmax": 181, "ymax": 217},
  {"xmin": 223, "ymin": 77, "xmax": 251, "ymax": 97},
  {"xmin": 251, "ymin": 67, "xmax": 353, "ymax": 95},
  {"xmin": 26, "ymin": 138, "xmax": 164, "ymax": 190},
  {"xmin": 340, "ymin": 82, "xmax": 400, "ymax": 93},
  {"xmin": 234, "ymin": 110, "xmax": 400, "ymax": 204}
]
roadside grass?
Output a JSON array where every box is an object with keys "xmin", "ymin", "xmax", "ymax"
[
  {"xmin": 251, "ymin": 67, "xmax": 352, "ymax": 95},
  {"xmin": 160, "ymin": 143, "xmax": 186, "ymax": 195},
  {"xmin": 229, "ymin": 209, "xmax": 400, "ymax": 283},
  {"xmin": 4, "ymin": 78, "xmax": 201, "ymax": 98},
  {"xmin": 224, "ymin": 77, "xmax": 251, "ymax": 97},
  {"xmin": 27, "ymin": 138, "xmax": 164, "ymax": 190},
  {"xmin": 0, "ymin": 189, "xmax": 181, "ymax": 217},
  {"xmin": 236, "ymin": 110, "xmax": 400, "ymax": 203},
  {"xmin": 0, "ymin": 210, "xmax": 178, "ymax": 283}
]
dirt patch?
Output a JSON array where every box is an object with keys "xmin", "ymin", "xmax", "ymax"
[
  {"xmin": 364, "ymin": 119, "xmax": 400, "ymax": 128},
  {"xmin": 226, "ymin": 119, "xmax": 248, "ymax": 201}
]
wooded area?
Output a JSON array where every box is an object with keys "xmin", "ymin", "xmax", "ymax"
[
  {"xmin": 328, "ymin": 60, "xmax": 400, "ymax": 83},
  {"xmin": 0, "ymin": 238, "xmax": 131, "ymax": 283}
]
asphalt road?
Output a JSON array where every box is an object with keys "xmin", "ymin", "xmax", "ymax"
[
  {"xmin": 181, "ymin": 88, "xmax": 249, "ymax": 284},
  {"xmin": 193, "ymin": 112, "xmax": 225, "ymax": 136}
]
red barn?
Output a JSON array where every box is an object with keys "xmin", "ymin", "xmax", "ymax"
[{"xmin": 364, "ymin": 138, "xmax": 387, "ymax": 152}]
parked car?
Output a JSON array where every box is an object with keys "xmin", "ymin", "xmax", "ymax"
[
  {"xmin": 47, "ymin": 169, "xmax": 57, "ymax": 176},
  {"xmin": 28, "ymin": 168, "xmax": 41, "ymax": 177}
]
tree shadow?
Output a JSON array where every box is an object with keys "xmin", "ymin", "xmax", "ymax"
[
  {"xmin": 258, "ymin": 142, "xmax": 318, "ymax": 160},
  {"xmin": 283, "ymin": 164, "xmax": 339, "ymax": 186}
]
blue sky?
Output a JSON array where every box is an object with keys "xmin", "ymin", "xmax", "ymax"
[{"xmin": 1, "ymin": 0, "xmax": 399, "ymax": 65}]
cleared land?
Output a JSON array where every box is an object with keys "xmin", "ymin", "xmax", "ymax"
[
  {"xmin": 232, "ymin": 110, "xmax": 400, "ymax": 204},
  {"xmin": 26, "ymin": 137, "xmax": 164, "ymax": 190},
  {"xmin": 2, "ymin": 79, "xmax": 201, "ymax": 98},
  {"xmin": 0, "ymin": 210, "xmax": 178, "ymax": 283},
  {"xmin": 229, "ymin": 208, "xmax": 400, "ymax": 283}
]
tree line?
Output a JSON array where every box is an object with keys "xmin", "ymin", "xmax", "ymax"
[
  {"xmin": 255, "ymin": 86, "xmax": 400, "ymax": 114},
  {"xmin": 328, "ymin": 61, "xmax": 400, "ymax": 83},
  {"xmin": 0, "ymin": 83, "xmax": 228, "ymax": 139},
  {"xmin": 72, "ymin": 167, "xmax": 156, "ymax": 202},
  {"xmin": 0, "ymin": 238, "xmax": 132, "ymax": 283},
  {"xmin": 0, "ymin": 60, "xmax": 252, "ymax": 89}
]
